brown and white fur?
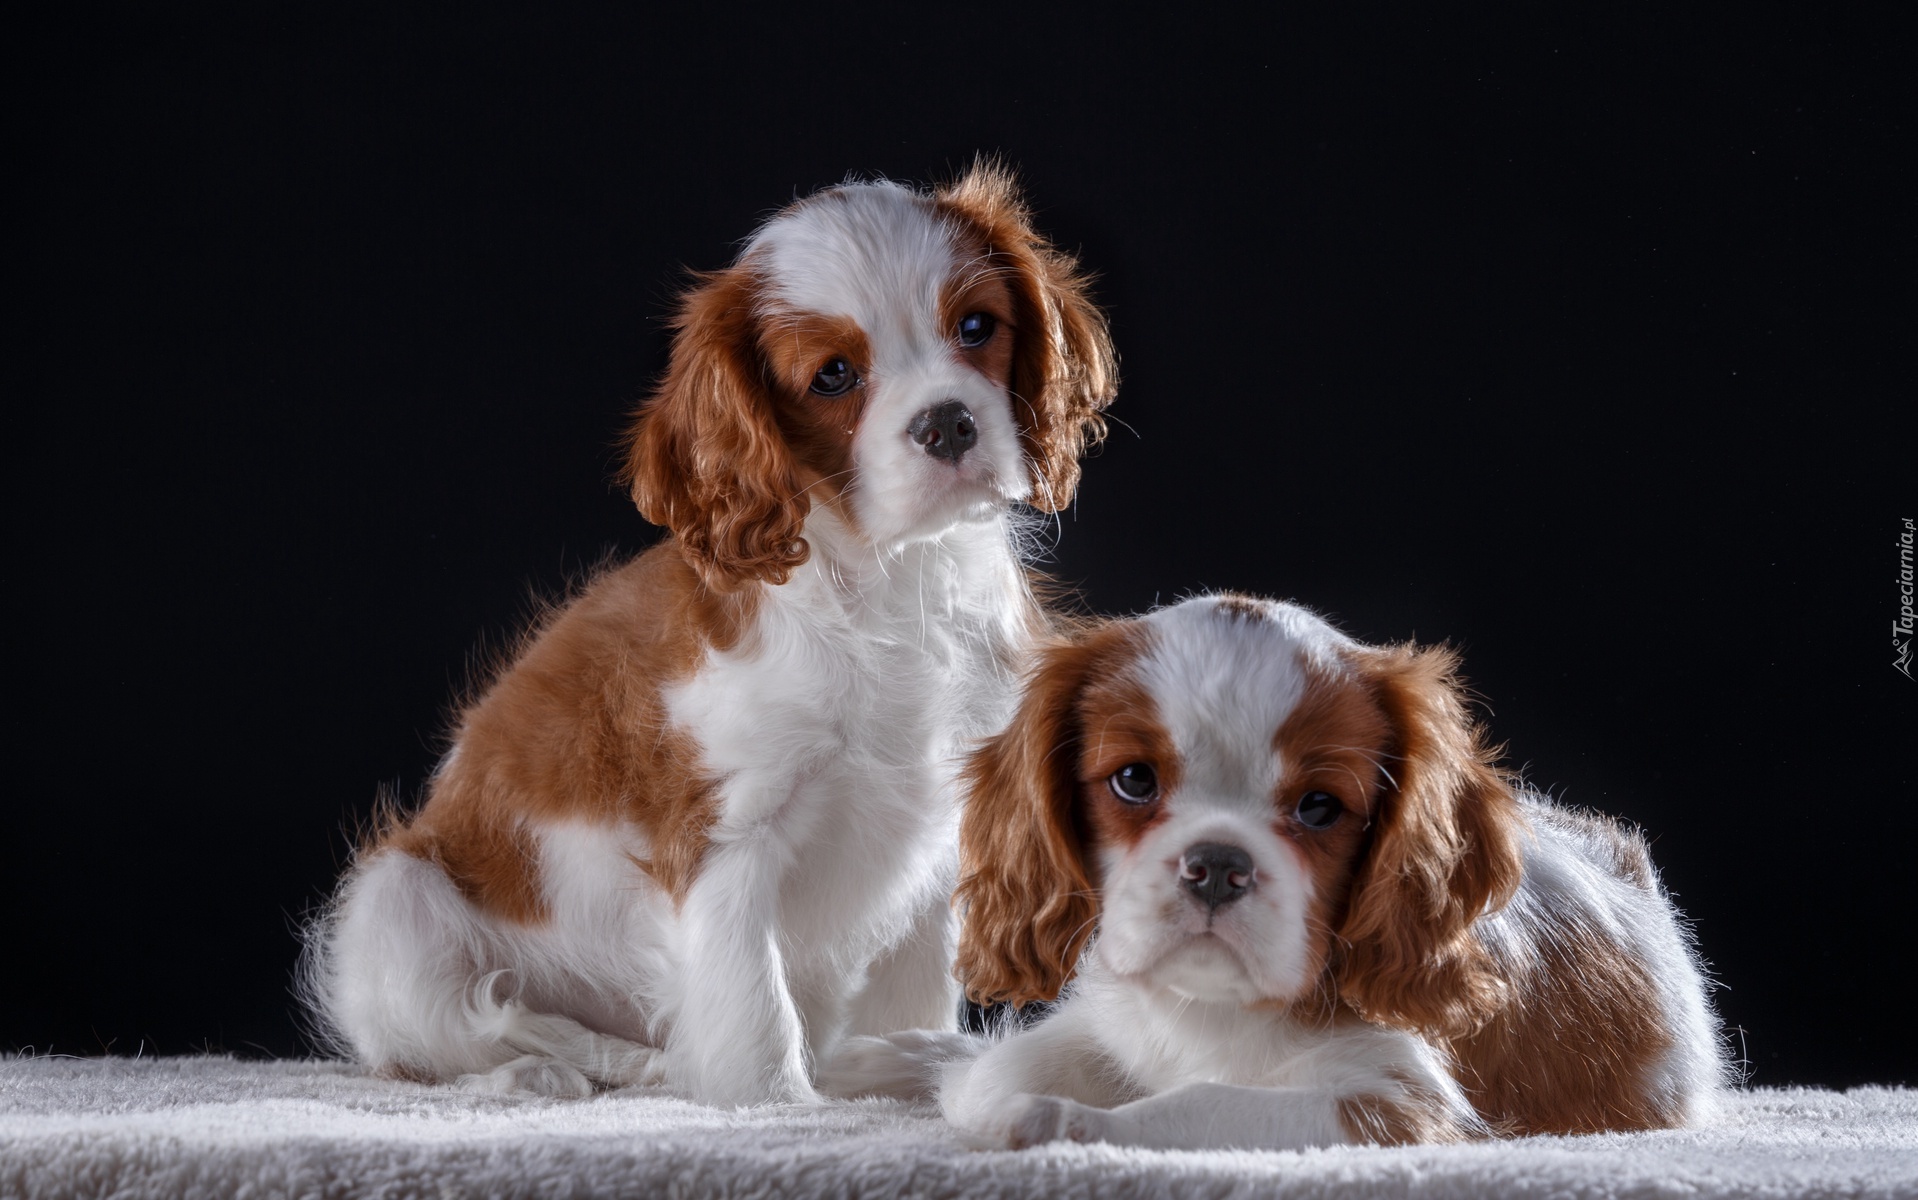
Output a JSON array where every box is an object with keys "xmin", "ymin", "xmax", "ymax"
[
  {"xmin": 898, "ymin": 595, "xmax": 1726, "ymax": 1148},
  {"xmin": 303, "ymin": 165, "xmax": 1115, "ymax": 1105}
]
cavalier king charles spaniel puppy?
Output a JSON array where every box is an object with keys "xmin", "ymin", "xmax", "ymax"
[
  {"xmin": 305, "ymin": 164, "xmax": 1115, "ymax": 1105},
  {"xmin": 925, "ymin": 594, "xmax": 1726, "ymax": 1149}
]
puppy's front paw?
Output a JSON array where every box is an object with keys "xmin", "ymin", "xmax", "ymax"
[
  {"xmin": 1004, "ymin": 1093, "xmax": 1105, "ymax": 1149},
  {"xmin": 818, "ymin": 1031, "xmax": 986, "ymax": 1101}
]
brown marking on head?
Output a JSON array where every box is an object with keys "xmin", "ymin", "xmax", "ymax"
[
  {"xmin": 938, "ymin": 242, "xmax": 1019, "ymax": 394},
  {"xmin": 1211, "ymin": 594, "xmax": 1271, "ymax": 623},
  {"xmin": 377, "ymin": 544, "xmax": 748, "ymax": 917},
  {"xmin": 1266, "ymin": 656, "xmax": 1400, "ymax": 999},
  {"xmin": 1074, "ymin": 662, "xmax": 1183, "ymax": 851},
  {"xmin": 620, "ymin": 267, "xmax": 811, "ymax": 591},
  {"xmin": 1321, "ymin": 642, "xmax": 1527, "ymax": 1040},
  {"xmin": 954, "ymin": 620, "xmax": 1154, "ymax": 1006},
  {"xmin": 753, "ymin": 309, "xmax": 873, "ymax": 519},
  {"xmin": 935, "ymin": 160, "xmax": 1117, "ymax": 512}
]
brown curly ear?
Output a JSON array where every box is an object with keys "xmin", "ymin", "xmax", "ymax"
[
  {"xmin": 953, "ymin": 630, "xmax": 1123, "ymax": 1006},
  {"xmin": 621, "ymin": 267, "xmax": 809, "ymax": 590},
  {"xmin": 1332, "ymin": 644, "xmax": 1527, "ymax": 1039},
  {"xmin": 936, "ymin": 160, "xmax": 1117, "ymax": 513}
]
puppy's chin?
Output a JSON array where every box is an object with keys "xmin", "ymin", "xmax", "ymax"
[
  {"xmin": 1113, "ymin": 934, "xmax": 1267, "ymax": 1006},
  {"xmin": 856, "ymin": 474, "xmax": 1012, "ymax": 547}
]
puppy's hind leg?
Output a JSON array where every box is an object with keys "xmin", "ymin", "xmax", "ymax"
[
  {"xmin": 316, "ymin": 849, "xmax": 660, "ymax": 1097},
  {"xmin": 456, "ymin": 974, "xmax": 664, "ymax": 1097},
  {"xmin": 311, "ymin": 848, "xmax": 501, "ymax": 1081}
]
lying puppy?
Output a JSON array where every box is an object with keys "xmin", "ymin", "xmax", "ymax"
[
  {"xmin": 932, "ymin": 595, "xmax": 1727, "ymax": 1148},
  {"xmin": 305, "ymin": 164, "xmax": 1115, "ymax": 1104}
]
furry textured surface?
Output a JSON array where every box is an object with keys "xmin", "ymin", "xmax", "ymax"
[{"xmin": 2, "ymin": 1056, "xmax": 1913, "ymax": 1199}]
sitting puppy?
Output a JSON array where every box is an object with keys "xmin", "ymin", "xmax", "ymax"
[
  {"xmin": 936, "ymin": 594, "xmax": 1726, "ymax": 1148},
  {"xmin": 305, "ymin": 165, "xmax": 1116, "ymax": 1105}
]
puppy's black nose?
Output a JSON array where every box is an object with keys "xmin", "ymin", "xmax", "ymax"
[
  {"xmin": 909, "ymin": 400, "xmax": 977, "ymax": 463},
  {"xmin": 1180, "ymin": 843, "xmax": 1255, "ymax": 911}
]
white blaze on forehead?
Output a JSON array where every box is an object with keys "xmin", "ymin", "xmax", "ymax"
[
  {"xmin": 1137, "ymin": 597, "xmax": 1357, "ymax": 814},
  {"xmin": 747, "ymin": 182, "xmax": 959, "ymax": 360}
]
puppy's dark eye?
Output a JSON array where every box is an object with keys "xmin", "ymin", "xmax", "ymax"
[
  {"xmin": 1109, "ymin": 762, "xmax": 1158, "ymax": 805},
  {"xmin": 1296, "ymin": 790, "xmax": 1343, "ymax": 829},
  {"xmin": 810, "ymin": 357, "xmax": 857, "ymax": 397},
  {"xmin": 957, "ymin": 312, "xmax": 996, "ymax": 348}
]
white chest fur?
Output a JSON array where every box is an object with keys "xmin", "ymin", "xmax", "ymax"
[
  {"xmin": 674, "ymin": 516, "xmax": 1025, "ymax": 924},
  {"xmin": 654, "ymin": 512, "xmax": 1032, "ymax": 1101}
]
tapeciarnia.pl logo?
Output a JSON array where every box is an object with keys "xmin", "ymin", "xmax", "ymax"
[{"xmin": 1897, "ymin": 518, "xmax": 1915, "ymax": 679}]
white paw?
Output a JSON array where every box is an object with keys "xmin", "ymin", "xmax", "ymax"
[
  {"xmin": 588, "ymin": 1040, "xmax": 666, "ymax": 1089},
  {"xmin": 457, "ymin": 1054, "xmax": 592, "ymax": 1098},
  {"xmin": 1003, "ymin": 1092, "xmax": 1105, "ymax": 1149},
  {"xmin": 817, "ymin": 1031, "xmax": 986, "ymax": 1101}
]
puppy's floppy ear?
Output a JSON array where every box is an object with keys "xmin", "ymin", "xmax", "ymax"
[
  {"xmin": 621, "ymin": 267, "xmax": 809, "ymax": 590},
  {"xmin": 936, "ymin": 159, "xmax": 1117, "ymax": 513},
  {"xmin": 1331, "ymin": 644, "xmax": 1526, "ymax": 1039},
  {"xmin": 954, "ymin": 630, "xmax": 1115, "ymax": 1007}
]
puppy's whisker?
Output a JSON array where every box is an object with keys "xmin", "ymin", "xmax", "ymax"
[
  {"xmin": 789, "ymin": 467, "xmax": 860, "ymax": 504},
  {"xmin": 1056, "ymin": 913, "xmax": 1104, "ymax": 971}
]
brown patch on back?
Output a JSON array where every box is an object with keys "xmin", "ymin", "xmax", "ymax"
[
  {"xmin": 1337, "ymin": 1072, "xmax": 1472, "ymax": 1145},
  {"xmin": 385, "ymin": 818, "xmax": 548, "ymax": 925},
  {"xmin": 1448, "ymin": 811, "xmax": 1680, "ymax": 1134},
  {"xmin": 376, "ymin": 542, "xmax": 750, "ymax": 919},
  {"xmin": 1549, "ymin": 803, "xmax": 1658, "ymax": 890}
]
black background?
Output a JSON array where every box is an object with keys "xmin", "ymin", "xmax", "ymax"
[{"xmin": 14, "ymin": 7, "xmax": 1911, "ymax": 1089}]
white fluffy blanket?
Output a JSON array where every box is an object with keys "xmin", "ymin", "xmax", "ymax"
[{"xmin": 2, "ymin": 1056, "xmax": 1913, "ymax": 1199}]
